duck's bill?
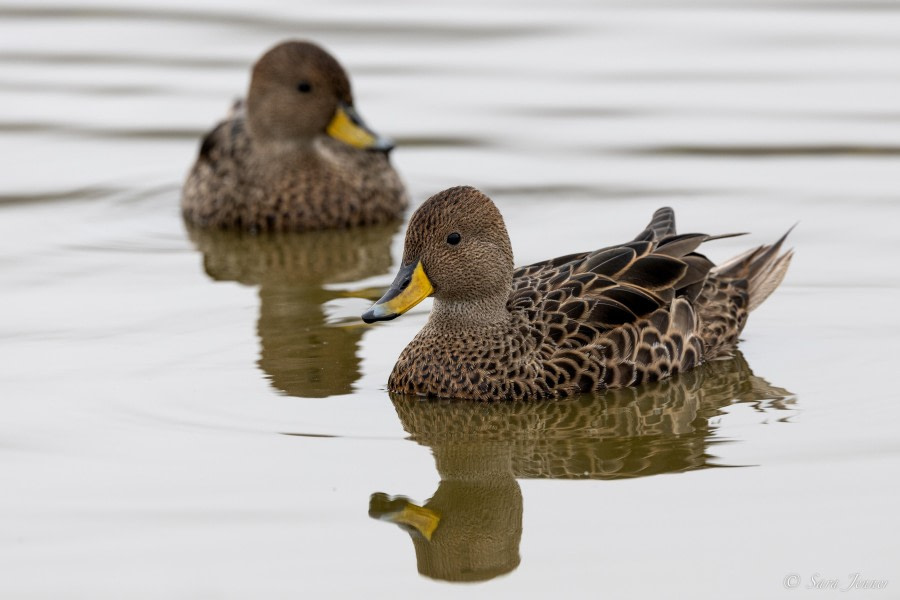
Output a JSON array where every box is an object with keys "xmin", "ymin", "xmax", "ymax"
[
  {"xmin": 369, "ymin": 493, "xmax": 440, "ymax": 541},
  {"xmin": 326, "ymin": 102, "xmax": 394, "ymax": 152},
  {"xmin": 362, "ymin": 261, "xmax": 433, "ymax": 323}
]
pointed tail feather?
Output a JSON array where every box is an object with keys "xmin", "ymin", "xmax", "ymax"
[
  {"xmin": 747, "ymin": 249, "xmax": 794, "ymax": 312},
  {"xmin": 713, "ymin": 226, "xmax": 795, "ymax": 312}
]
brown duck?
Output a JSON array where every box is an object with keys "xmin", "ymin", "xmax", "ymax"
[
  {"xmin": 182, "ymin": 40, "xmax": 407, "ymax": 232},
  {"xmin": 362, "ymin": 186, "xmax": 793, "ymax": 401}
]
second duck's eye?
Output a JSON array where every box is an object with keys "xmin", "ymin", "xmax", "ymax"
[
  {"xmin": 297, "ymin": 82, "xmax": 312, "ymax": 93},
  {"xmin": 447, "ymin": 232, "xmax": 461, "ymax": 245}
]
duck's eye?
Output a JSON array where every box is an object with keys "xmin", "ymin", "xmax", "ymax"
[
  {"xmin": 447, "ymin": 232, "xmax": 461, "ymax": 245},
  {"xmin": 297, "ymin": 82, "xmax": 312, "ymax": 93}
]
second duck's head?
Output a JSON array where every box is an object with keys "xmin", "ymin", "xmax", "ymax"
[
  {"xmin": 363, "ymin": 186, "xmax": 514, "ymax": 323},
  {"xmin": 246, "ymin": 40, "xmax": 392, "ymax": 151}
]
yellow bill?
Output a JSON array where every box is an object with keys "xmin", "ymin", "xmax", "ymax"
[
  {"xmin": 369, "ymin": 492, "xmax": 441, "ymax": 540},
  {"xmin": 326, "ymin": 101, "xmax": 394, "ymax": 151},
  {"xmin": 362, "ymin": 261, "xmax": 433, "ymax": 323},
  {"xmin": 388, "ymin": 503, "xmax": 440, "ymax": 540}
]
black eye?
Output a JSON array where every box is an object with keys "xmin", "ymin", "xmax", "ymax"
[
  {"xmin": 297, "ymin": 82, "xmax": 312, "ymax": 93},
  {"xmin": 447, "ymin": 232, "xmax": 461, "ymax": 245}
]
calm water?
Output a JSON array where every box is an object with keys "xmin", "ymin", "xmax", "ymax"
[{"xmin": 2, "ymin": 1, "xmax": 899, "ymax": 598}]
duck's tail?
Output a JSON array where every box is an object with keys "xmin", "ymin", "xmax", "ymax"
[
  {"xmin": 695, "ymin": 227, "xmax": 794, "ymax": 360},
  {"xmin": 712, "ymin": 226, "xmax": 795, "ymax": 313}
]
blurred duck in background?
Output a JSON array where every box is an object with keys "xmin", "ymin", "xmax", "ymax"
[{"xmin": 182, "ymin": 40, "xmax": 407, "ymax": 232}]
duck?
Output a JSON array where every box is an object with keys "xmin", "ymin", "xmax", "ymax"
[
  {"xmin": 362, "ymin": 186, "xmax": 793, "ymax": 401},
  {"xmin": 182, "ymin": 40, "xmax": 408, "ymax": 232}
]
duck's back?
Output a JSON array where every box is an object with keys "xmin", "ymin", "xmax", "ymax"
[{"xmin": 506, "ymin": 208, "xmax": 792, "ymax": 396}]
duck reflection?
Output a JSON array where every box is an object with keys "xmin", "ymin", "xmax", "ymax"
[
  {"xmin": 187, "ymin": 223, "xmax": 399, "ymax": 397},
  {"xmin": 369, "ymin": 352, "xmax": 793, "ymax": 582}
]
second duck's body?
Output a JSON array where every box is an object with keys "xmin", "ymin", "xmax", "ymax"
[
  {"xmin": 182, "ymin": 41, "xmax": 407, "ymax": 232},
  {"xmin": 363, "ymin": 186, "xmax": 793, "ymax": 401}
]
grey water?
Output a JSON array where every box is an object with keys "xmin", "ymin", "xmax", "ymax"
[{"xmin": 1, "ymin": 1, "xmax": 898, "ymax": 598}]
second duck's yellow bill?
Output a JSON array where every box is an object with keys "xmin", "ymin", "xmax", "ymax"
[
  {"xmin": 326, "ymin": 102, "xmax": 394, "ymax": 151},
  {"xmin": 362, "ymin": 261, "xmax": 433, "ymax": 323}
]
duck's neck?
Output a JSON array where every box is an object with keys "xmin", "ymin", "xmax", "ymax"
[
  {"xmin": 429, "ymin": 292, "xmax": 512, "ymax": 332},
  {"xmin": 251, "ymin": 135, "xmax": 315, "ymax": 155}
]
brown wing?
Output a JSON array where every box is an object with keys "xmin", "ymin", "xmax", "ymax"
[
  {"xmin": 512, "ymin": 206, "xmax": 678, "ymax": 282},
  {"xmin": 507, "ymin": 207, "xmax": 732, "ymax": 394},
  {"xmin": 632, "ymin": 206, "xmax": 676, "ymax": 242},
  {"xmin": 510, "ymin": 234, "xmax": 718, "ymax": 326},
  {"xmin": 196, "ymin": 116, "xmax": 247, "ymax": 165}
]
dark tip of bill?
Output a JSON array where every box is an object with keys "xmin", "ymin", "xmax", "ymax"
[
  {"xmin": 369, "ymin": 136, "xmax": 395, "ymax": 154},
  {"xmin": 362, "ymin": 309, "xmax": 399, "ymax": 324}
]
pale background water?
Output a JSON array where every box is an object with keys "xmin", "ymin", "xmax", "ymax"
[{"xmin": 1, "ymin": 0, "xmax": 899, "ymax": 598}]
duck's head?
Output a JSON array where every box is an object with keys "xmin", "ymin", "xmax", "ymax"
[
  {"xmin": 246, "ymin": 40, "xmax": 392, "ymax": 151},
  {"xmin": 363, "ymin": 186, "xmax": 514, "ymax": 323}
]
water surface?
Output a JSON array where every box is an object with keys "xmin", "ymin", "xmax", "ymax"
[{"xmin": 1, "ymin": 1, "xmax": 898, "ymax": 598}]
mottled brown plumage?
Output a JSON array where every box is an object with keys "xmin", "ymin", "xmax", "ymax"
[
  {"xmin": 366, "ymin": 186, "xmax": 794, "ymax": 401},
  {"xmin": 182, "ymin": 40, "xmax": 407, "ymax": 232}
]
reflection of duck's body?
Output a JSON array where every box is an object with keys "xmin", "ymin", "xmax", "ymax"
[
  {"xmin": 188, "ymin": 223, "xmax": 398, "ymax": 397},
  {"xmin": 182, "ymin": 41, "xmax": 407, "ymax": 232},
  {"xmin": 365, "ymin": 186, "xmax": 793, "ymax": 400},
  {"xmin": 370, "ymin": 352, "xmax": 793, "ymax": 582},
  {"xmin": 371, "ymin": 443, "xmax": 522, "ymax": 583},
  {"xmin": 387, "ymin": 352, "xmax": 793, "ymax": 480}
]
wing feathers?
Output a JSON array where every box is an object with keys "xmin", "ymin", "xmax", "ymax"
[
  {"xmin": 507, "ymin": 208, "xmax": 793, "ymax": 380},
  {"xmin": 618, "ymin": 255, "xmax": 689, "ymax": 290},
  {"xmin": 634, "ymin": 206, "xmax": 676, "ymax": 241}
]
